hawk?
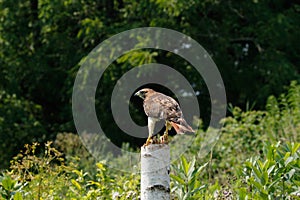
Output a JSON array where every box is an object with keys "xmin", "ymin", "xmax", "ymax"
[{"xmin": 135, "ymin": 88, "xmax": 195, "ymax": 146}]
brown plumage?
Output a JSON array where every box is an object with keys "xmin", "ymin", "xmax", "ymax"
[{"xmin": 135, "ymin": 88, "xmax": 194, "ymax": 146}]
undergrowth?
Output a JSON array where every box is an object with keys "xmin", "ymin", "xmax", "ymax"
[{"xmin": 1, "ymin": 82, "xmax": 299, "ymax": 199}]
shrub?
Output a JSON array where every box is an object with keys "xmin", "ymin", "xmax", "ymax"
[
  {"xmin": 238, "ymin": 142, "xmax": 300, "ymax": 199},
  {"xmin": 0, "ymin": 90, "xmax": 46, "ymax": 169},
  {"xmin": 171, "ymin": 156, "xmax": 208, "ymax": 199},
  {"xmin": 1, "ymin": 142, "xmax": 140, "ymax": 200},
  {"xmin": 1, "ymin": 82, "xmax": 300, "ymax": 199}
]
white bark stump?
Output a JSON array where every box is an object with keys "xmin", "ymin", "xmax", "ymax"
[{"xmin": 141, "ymin": 144, "xmax": 170, "ymax": 200}]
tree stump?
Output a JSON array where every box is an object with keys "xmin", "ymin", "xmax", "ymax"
[{"xmin": 141, "ymin": 144, "xmax": 170, "ymax": 200}]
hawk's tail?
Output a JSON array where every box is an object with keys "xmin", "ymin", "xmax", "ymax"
[{"xmin": 170, "ymin": 118, "xmax": 195, "ymax": 134}]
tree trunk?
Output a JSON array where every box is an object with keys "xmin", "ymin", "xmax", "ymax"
[
  {"xmin": 141, "ymin": 144, "xmax": 170, "ymax": 200},
  {"xmin": 30, "ymin": 0, "xmax": 40, "ymax": 49}
]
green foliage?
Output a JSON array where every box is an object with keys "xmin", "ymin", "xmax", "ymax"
[
  {"xmin": 240, "ymin": 142, "xmax": 300, "ymax": 199},
  {"xmin": 184, "ymin": 82, "xmax": 300, "ymax": 199},
  {"xmin": 1, "ymin": 0, "xmax": 300, "ymax": 161},
  {"xmin": 0, "ymin": 90, "xmax": 46, "ymax": 169},
  {"xmin": 264, "ymin": 81, "xmax": 300, "ymax": 142},
  {"xmin": 66, "ymin": 162, "xmax": 139, "ymax": 199},
  {"xmin": 8, "ymin": 142, "xmax": 72, "ymax": 199},
  {"xmin": 0, "ymin": 0, "xmax": 299, "ymax": 198},
  {"xmin": 0, "ymin": 81, "xmax": 299, "ymax": 199},
  {"xmin": 1, "ymin": 142, "xmax": 140, "ymax": 200},
  {"xmin": 53, "ymin": 132, "xmax": 97, "ymax": 172},
  {"xmin": 0, "ymin": 175, "xmax": 24, "ymax": 200},
  {"xmin": 171, "ymin": 156, "xmax": 207, "ymax": 199},
  {"xmin": 214, "ymin": 82, "xmax": 300, "ymax": 183}
]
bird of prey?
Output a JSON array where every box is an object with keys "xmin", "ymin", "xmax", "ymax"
[{"xmin": 135, "ymin": 88, "xmax": 195, "ymax": 146}]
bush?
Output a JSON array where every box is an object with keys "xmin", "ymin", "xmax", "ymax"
[
  {"xmin": 239, "ymin": 142, "xmax": 300, "ymax": 199},
  {"xmin": 1, "ymin": 142, "xmax": 140, "ymax": 200},
  {"xmin": 1, "ymin": 82, "xmax": 300, "ymax": 199},
  {"xmin": 0, "ymin": 90, "xmax": 46, "ymax": 169}
]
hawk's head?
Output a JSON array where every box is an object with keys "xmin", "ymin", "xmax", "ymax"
[{"xmin": 134, "ymin": 88, "xmax": 154, "ymax": 100}]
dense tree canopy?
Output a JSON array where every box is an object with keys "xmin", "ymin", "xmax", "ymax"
[{"xmin": 0, "ymin": 0, "xmax": 299, "ymax": 168}]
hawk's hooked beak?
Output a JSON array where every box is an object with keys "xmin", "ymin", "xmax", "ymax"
[
  {"xmin": 134, "ymin": 91, "xmax": 141, "ymax": 98},
  {"xmin": 135, "ymin": 90, "xmax": 145, "ymax": 99}
]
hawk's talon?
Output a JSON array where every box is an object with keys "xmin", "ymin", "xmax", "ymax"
[
  {"xmin": 160, "ymin": 133, "xmax": 169, "ymax": 144},
  {"xmin": 152, "ymin": 136, "xmax": 159, "ymax": 144},
  {"xmin": 160, "ymin": 121, "xmax": 171, "ymax": 144},
  {"xmin": 143, "ymin": 137, "xmax": 152, "ymax": 147}
]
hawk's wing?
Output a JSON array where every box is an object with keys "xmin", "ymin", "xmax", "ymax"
[
  {"xmin": 143, "ymin": 92, "xmax": 182, "ymax": 121},
  {"xmin": 143, "ymin": 91, "xmax": 194, "ymax": 134}
]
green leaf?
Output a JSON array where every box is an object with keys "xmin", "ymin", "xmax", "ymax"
[
  {"xmin": 250, "ymin": 179, "xmax": 263, "ymax": 192},
  {"xmin": 170, "ymin": 174, "xmax": 185, "ymax": 185},
  {"xmin": 72, "ymin": 169, "xmax": 83, "ymax": 177},
  {"xmin": 284, "ymin": 156, "xmax": 294, "ymax": 167},
  {"xmin": 180, "ymin": 156, "xmax": 189, "ymax": 176},
  {"xmin": 187, "ymin": 157, "xmax": 196, "ymax": 179},
  {"xmin": 267, "ymin": 164, "xmax": 276, "ymax": 175},
  {"xmin": 182, "ymin": 191, "xmax": 191, "ymax": 200},
  {"xmin": 87, "ymin": 180, "xmax": 101, "ymax": 187},
  {"xmin": 283, "ymin": 152, "xmax": 291, "ymax": 161},
  {"xmin": 71, "ymin": 179, "xmax": 82, "ymax": 191},
  {"xmin": 266, "ymin": 144, "xmax": 275, "ymax": 160},
  {"xmin": 262, "ymin": 160, "xmax": 270, "ymax": 170},
  {"xmin": 267, "ymin": 177, "xmax": 281, "ymax": 190},
  {"xmin": 257, "ymin": 160, "xmax": 264, "ymax": 171},
  {"xmin": 196, "ymin": 162, "xmax": 208, "ymax": 174},
  {"xmin": 13, "ymin": 192, "xmax": 23, "ymax": 200},
  {"xmin": 187, "ymin": 175, "xmax": 198, "ymax": 189},
  {"xmin": 191, "ymin": 185, "xmax": 206, "ymax": 194},
  {"xmin": 244, "ymin": 161, "xmax": 253, "ymax": 169},
  {"xmin": 286, "ymin": 169, "xmax": 296, "ymax": 180},
  {"xmin": 291, "ymin": 143, "xmax": 300, "ymax": 154},
  {"xmin": 251, "ymin": 179, "xmax": 268, "ymax": 196},
  {"xmin": 1, "ymin": 176, "xmax": 15, "ymax": 191},
  {"xmin": 252, "ymin": 166, "xmax": 262, "ymax": 183},
  {"xmin": 261, "ymin": 171, "xmax": 268, "ymax": 186},
  {"xmin": 238, "ymin": 187, "xmax": 247, "ymax": 199}
]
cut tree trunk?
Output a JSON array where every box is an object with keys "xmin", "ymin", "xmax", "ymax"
[{"xmin": 141, "ymin": 144, "xmax": 170, "ymax": 200}]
